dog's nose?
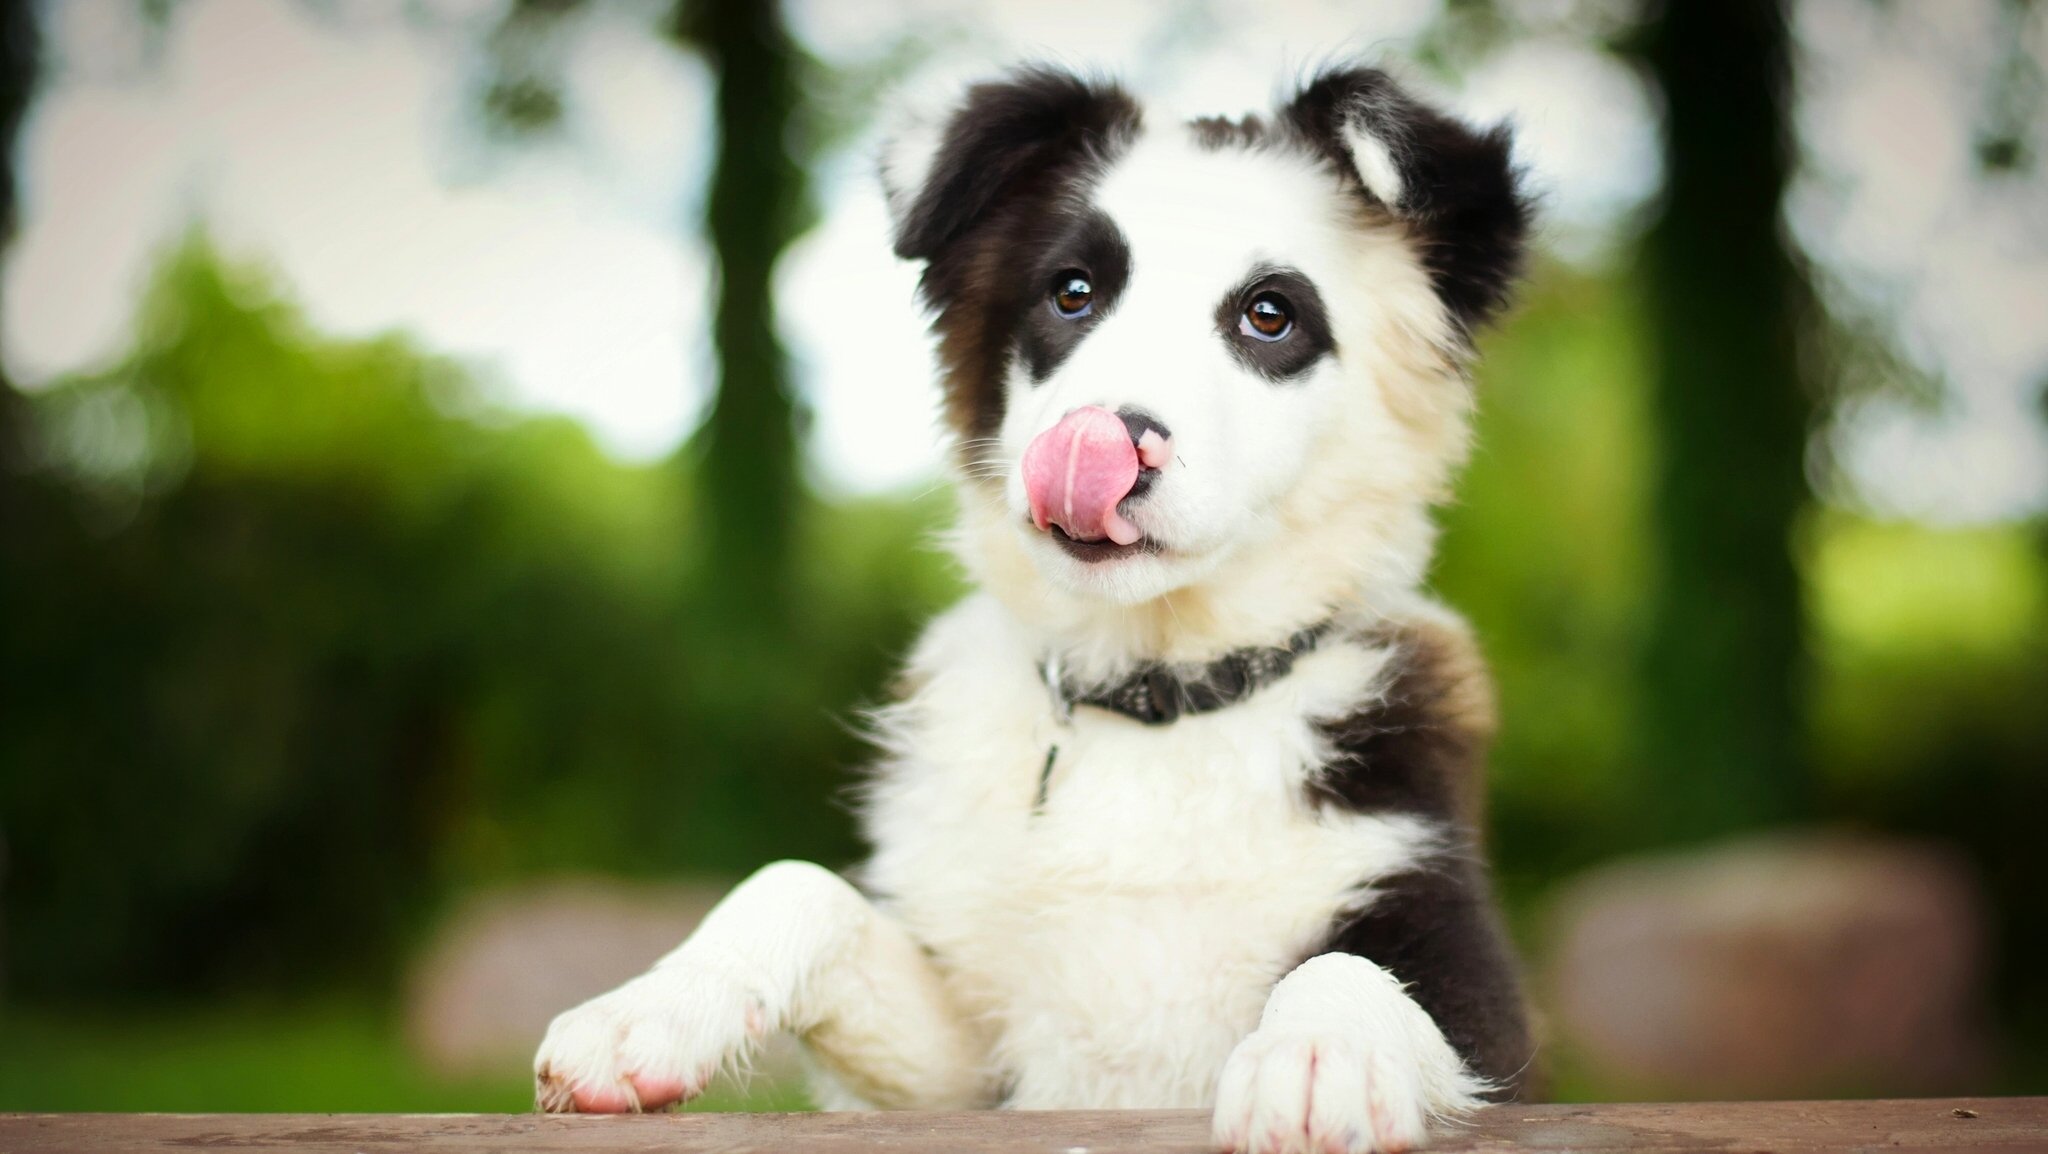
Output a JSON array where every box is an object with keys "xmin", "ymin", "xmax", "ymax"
[{"xmin": 1117, "ymin": 409, "xmax": 1174, "ymax": 470}]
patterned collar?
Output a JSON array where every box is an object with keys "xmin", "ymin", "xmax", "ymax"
[{"xmin": 1040, "ymin": 621, "xmax": 1338, "ymax": 726}]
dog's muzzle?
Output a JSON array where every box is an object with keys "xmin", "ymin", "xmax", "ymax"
[{"xmin": 1021, "ymin": 406, "xmax": 1171, "ymax": 545}]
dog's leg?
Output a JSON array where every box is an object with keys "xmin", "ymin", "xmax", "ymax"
[
  {"xmin": 1211, "ymin": 952, "xmax": 1488, "ymax": 1154},
  {"xmin": 534, "ymin": 860, "xmax": 988, "ymax": 1112}
]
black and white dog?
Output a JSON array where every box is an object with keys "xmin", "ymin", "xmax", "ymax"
[{"xmin": 536, "ymin": 63, "xmax": 1535, "ymax": 1154}]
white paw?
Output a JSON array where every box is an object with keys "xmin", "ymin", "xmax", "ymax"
[
  {"xmin": 1211, "ymin": 1029, "xmax": 1447, "ymax": 1154},
  {"xmin": 533, "ymin": 963, "xmax": 771, "ymax": 1113}
]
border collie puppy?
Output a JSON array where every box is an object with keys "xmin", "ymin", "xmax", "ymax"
[{"xmin": 536, "ymin": 62, "xmax": 1535, "ymax": 1154}]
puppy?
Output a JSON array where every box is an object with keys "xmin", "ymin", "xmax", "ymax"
[{"xmin": 536, "ymin": 62, "xmax": 1536, "ymax": 1154}]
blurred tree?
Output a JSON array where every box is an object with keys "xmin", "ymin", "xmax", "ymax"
[
  {"xmin": 478, "ymin": 0, "xmax": 810, "ymax": 634},
  {"xmin": 670, "ymin": 0, "xmax": 808, "ymax": 629},
  {"xmin": 1628, "ymin": 0, "xmax": 1814, "ymax": 842},
  {"xmin": 476, "ymin": 0, "xmax": 579, "ymax": 140},
  {"xmin": 1974, "ymin": 0, "xmax": 2043, "ymax": 175},
  {"xmin": 0, "ymin": 240, "xmax": 951, "ymax": 996},
  {"xmin": 3, "ymin": 246, "xmax": 495, "ymax": 994},
  {"xmin": 473, "ymin": 0, "xmax": 853, "ymax": 865}
]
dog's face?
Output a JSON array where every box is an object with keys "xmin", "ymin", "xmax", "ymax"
[{"xmin": 885, "ymin": 67, "xmax": 1527, "ymax": 614}]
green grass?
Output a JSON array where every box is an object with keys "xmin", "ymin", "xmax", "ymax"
[{"xmin": 0, "ymin": 1002, "xmax": 806, "ymax": 1113}]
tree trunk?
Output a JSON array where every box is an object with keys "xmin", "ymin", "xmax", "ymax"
[
  {"xmin": 678, "ymin": 0, "xmax": 805, "ymax": 632},
  {"xmin": 1634, "ymin": 0, "xmax": 1813, "ymax": 841},
  {"xmin": 662, "ymin": 0, "xmax": 857, "ymax": 866}
]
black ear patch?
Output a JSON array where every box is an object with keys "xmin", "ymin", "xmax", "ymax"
[
  {"xmin": 882, "ymin": 67, "xmax": 1142, "ymax": 452},
  {"xmin": 1280, "ymin": 67, "xmax": 1531, "ymax": 337},
  {"xmin": 888, "ymin": 67, "xmax": 1142, "ymax": 263}
]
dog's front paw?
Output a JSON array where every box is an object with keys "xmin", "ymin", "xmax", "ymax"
[
  {"xmin": 1211, "ymin": 1029, "xmax": 1462, "ymax": 1154},
  {"xmin": 534, "ymin": 964, "xmax": 770, "ymax": 1113}
]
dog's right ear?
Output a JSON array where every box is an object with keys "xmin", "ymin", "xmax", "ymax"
[
  {"xmin": 882, "ymin": 66, "xmax": 1141, "ymax": 263},
  {"xmin": 1280, "ymin": 66, "xmax": 1530, "ymax": 336}
]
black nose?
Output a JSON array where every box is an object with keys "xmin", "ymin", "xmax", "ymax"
[{"xmin": 1116, "ymin": 408, "xmax": 1170, "ymax": 453}]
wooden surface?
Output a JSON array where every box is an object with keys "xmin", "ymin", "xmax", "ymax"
[{"xmin": 1, "ymin": 1099, "xmax": 2043, "ymax": 1153}]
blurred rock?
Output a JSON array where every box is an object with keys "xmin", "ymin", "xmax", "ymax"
[
  {"xmin": 1545, "ymin": 833, "xmax": 1987, "ymax": 1098},
  {"xmin": 407, "ymin": 877, "xmax": 743, "ymax": 1078}
]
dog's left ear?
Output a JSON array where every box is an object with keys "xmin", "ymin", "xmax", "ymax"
[
  {"xmin": 880, "ymin": 66, "xmax": 1141, "ymax": 266},
  {"xmin": 1283, "ymin": 67, "xmax": 1531, "ymax": 336}
]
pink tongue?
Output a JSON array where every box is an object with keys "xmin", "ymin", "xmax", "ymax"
[{"xmin": 1022, "ymin": 406, "xmax": 1143, "ymax": 545}]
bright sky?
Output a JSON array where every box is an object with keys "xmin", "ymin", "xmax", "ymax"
[
  {"xmin": 5, "ymin": 0, "xmax": 2042, "ymax": 519},
  {"xmin": 1790, "ymin": 0, "xmax": 2048, "ymax": 524}
]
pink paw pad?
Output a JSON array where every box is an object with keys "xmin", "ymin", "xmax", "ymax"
[
  {"xmin": 635, "ymin": 1073, "xmax": 692, "ymax": 1111},
  {"xmin": 568, "ymin": 1083, "xmax": 637, "ymax": 1113}
]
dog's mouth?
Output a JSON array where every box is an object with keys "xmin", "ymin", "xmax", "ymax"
[
  {"xmin": 1040, "ymin": 476, "xmax": 1163, "ymax": 564},
  {"xmin": 1045, "ymin": 516, "xmax": 1163, "ymax": 563},
  {"xmin": 1019, "ymin": 403, "xmax": 1179, "ymax": 553},
  {"xmin": 1020, "ymin": 406, "xmax": 1172, "ymax": 564}
]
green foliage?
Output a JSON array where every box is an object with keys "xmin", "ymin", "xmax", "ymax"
[
  {"xmin": 0, "ymin": 1000, "xmax": 806, "ymax": 1112},
  {"xmin": 0, "ymin": 238, "xmax": 960, "ymax": 997},
  {"xmin": 1803, "ymin": 513, "xmax": 2048, "ymax": 1056},
  {"xmin": 1435, "ymin": 262, "xmax": 1654, "ymax": 895},
  {"xmin": 0, "ymin": 1002, "xmax": 533, "ymax": 1113}
]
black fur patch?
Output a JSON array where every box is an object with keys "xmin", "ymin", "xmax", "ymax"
[
  {"xmin": 1017, "ymin": 210, "xmax": 1133, "ymax": 383},
  {"xmin": 892, "ymin": 68, "xmax": 1141, "ymax": 263},
  {"xmin": 1307, "ymin": 624, "xmax": 1535, "ymax": 1098},
  {"xmin": 889, "ymin": 69, "xmax": 1142, "ymax": 451},
  {"xmin": 1213, "ymin": 266, "xmax": 1335, "ymax": 383},
  {"xmin": 1305, "ymin": 626, "xmax": 1489, "ymax": 822},
  {"xmin": 1279, "ymin": 66, "xmax": 1529, "ymax": 337},
  {"xmin": 1322, "ymin": 846, "xmax": 1534, "ymax": 1097}
]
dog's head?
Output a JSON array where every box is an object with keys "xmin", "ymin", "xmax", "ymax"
[{"xmin": 884, "ymin": 65, "xmax": 1528, "ymax": 652}]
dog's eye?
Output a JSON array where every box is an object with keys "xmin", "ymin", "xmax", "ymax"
[
  {"xmin": 1052, "ymin": 272, "xmax": 1094, "ymax": 319},
  {"xmin": 1240, "ymin": 293, "xmax": 1292, "ymax": 341}
]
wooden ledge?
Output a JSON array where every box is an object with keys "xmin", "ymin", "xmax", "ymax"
[{"xmin": 2, "ymin": 1099, "xmax": 2043, "ymax": 1153}]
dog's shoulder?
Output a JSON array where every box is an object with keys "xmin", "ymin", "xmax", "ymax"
[
  {"xmin": 1309, "ymin": 604, "xmax": 1535, "ymax": 1095},
  {"xmin": 1310, "ymin": 603, "xmax": 1497, "ymax": 836}
]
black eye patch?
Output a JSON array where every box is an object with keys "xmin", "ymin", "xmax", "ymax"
[
  {"xmin": 1015, "ymin": 209, "xmax": 1132, "ymax": 383},
  {"xmin": 1215, "ymin": 267, "xmax": 1335, "ymax": 383}
]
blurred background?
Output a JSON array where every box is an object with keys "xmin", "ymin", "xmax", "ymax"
[{"xmin": 1, "ymin": 0, "xmax": 2044, "ymax": 1112}]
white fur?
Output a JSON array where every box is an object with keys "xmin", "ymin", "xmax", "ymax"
[
  {"xmin": 862, "ymin": 595, "xmax": 1443, "ymax": 1109},
  {"xmin": 1213, "ymin": 954, "xmax": 1489, "ymax": 1154},
  {"xmin": 879, "ymin": 107, "xmax": 944, "ymax": 227},
  {"xmin": 1341, "ymin": 120, "xmax": 1407, "ymax": 208},
  {"xmin": 534, "ymin": 860, "xmax": 986, "ymax": 1111},
  {"xmin": 537, "ymin": 80, "xmax": 1492, "ymax": 1154}
]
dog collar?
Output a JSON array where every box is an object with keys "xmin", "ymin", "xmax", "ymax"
[{"xmin": 1040, "ymin": 621, "xmax": 1337, "ymax": 726}]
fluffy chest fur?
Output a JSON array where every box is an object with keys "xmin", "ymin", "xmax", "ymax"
[{"xmin": 860, "ymin": 594, "xmax": 1438, "ymax": 1107}]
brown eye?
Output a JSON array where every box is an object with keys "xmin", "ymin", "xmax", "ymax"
[
  {"xmin": 1241, "ymin": 292, "xmax": 1292, "ymax": 341},
  {"xmin": 1052, "ymin": 272, "xmax": 1093, "ymax": 318}
]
